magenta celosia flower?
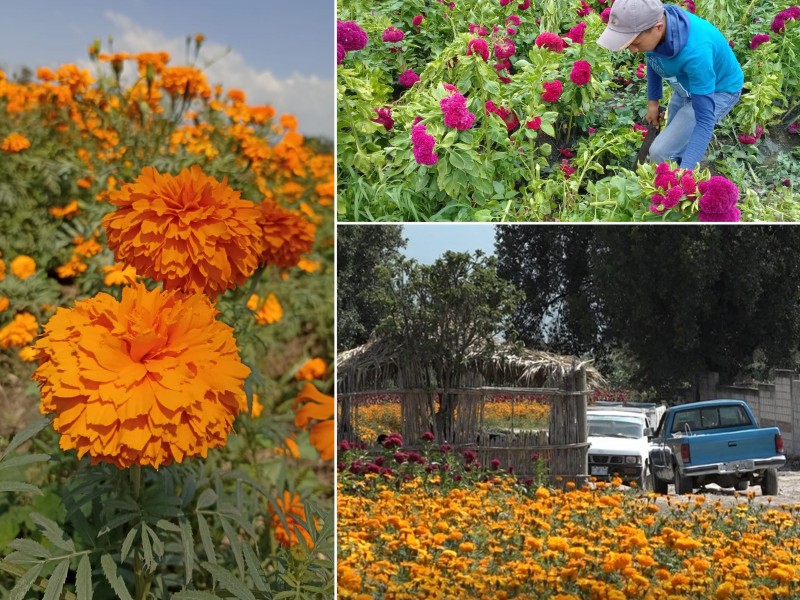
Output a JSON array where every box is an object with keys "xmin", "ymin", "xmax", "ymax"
[
  {"xmin": 750, "ymin": 33, "xmax": 771, "ymax": 49},
  {"xmin": 634, "ymin": 123, "xmax": 648, "ymax": 139},
  {"xmin": 421, "ymin": 431, "xmax": 435, "ymax": 441},
  {"xmin": 570, "ymin": 60, "xmax": 592, "ymax": 85},
  {"xmin": 649, "ymin": 193, "xmax": 667, "ymax": 215},
  {"xmin": 382, "ymin": 26, "xmax": 405, "ymax": 43},
  {"xmin": 789, "ymin": 122, "xmax": 799, "ymax": 134},
  {"xmin": 398, "ymin": 69, "xmax": 420, "ymax": 88},
  {"xmin": 664, "ymin": 186, "xmax": 684, "ymax": 208},
  {"xmin": 535, "ymin": 32, "xmax": 565, "ymax": 52},
  {"xmin": 486, "ymin": 101, "xmax": 519, "ymax": 131},
  {"xmin": 636, "ymin": 63, "xmax": 646, "ymax": 78},
  {"xmin": 506, "ymin": 27, "xmax": 517, "ymax": 35},
  {"xmin": 560, "ymin": 159, "xmax": 576, "ymax": 178},
  {"xmin": 772, "ymin": 6, "xmax": 800, "ymax": 33},
  {"xmin": 526, "ymin": 116, "xmax": 542, "ymax": 130},
  {"xmin": 519, "ymin": 0, "xmax": 531, "ymax": 9},
  {"xmin": 337, "ymin": 20, "xmax": 368, "ymax": 51},
  {"xmin": 738, "ymin": 124, "xmax": 763, "ymax": 144},
  {"xmin": 506, "ymin": 14, "xmax": 521, "ymax": 26},
  {"xmin": 469, "ymin": 23, "xmax": 489, "ymax": 35},
  {"xmin": 541, "ymin": 79, "xmax": 563, "ymax": 102},
  {"xmin": 680, "ymin": 172, "xmax": 697, "ymax": 195},
  {"xmin": 467, "ymin": 38, "xmax": 490, "ymax": 61},
  {"xmin": 577, "ymin": 0, "xmax": 593, "ymax": 16},
  {"xmin": 371, "ymin": 106, "xmax": 394, "ymax": 131},
  {"xmin": 654, "ymin": 171, "xmax": 679, "ymax": 191},
  {"xmin": 494, "ymin": 38, "xmax": 516, "ymax": 59},
  {"xmin": 698, "ymin": 176, "xmax": 741, "ymax": 222},
  {"xmin": 382, "ymin": 432, "xmax": 403, "ymax": 448},
  {"xmin": 500, "ymin": 0, "xmax": 513, "ymax": 5},
  {"xmin": 413, "ymin": 14, "xmax": 424, "ymax": 27},
  {"xmin": 440, "ymin": 93, "xmax": 476, "ymax": 130},
  {"xmin": 559, "ymin": 147, "xmax": 573, "ymax": 158},
  {"xmin": 566, "ymin": 22, "xmax": 588, "ymax": 45},
  {"xmin": 600, "ymin": 8, "xmax": 612, "ymax": 23},
  {"xmin": 337, "ymin": 43, "xmax": 346, "ymax": 65},
  {"xmin": 443, "ymin": 82, "xmax": 459, "ymax": 93},
  {"xmin": 683, "ymin": 0, "xmax": 696, "ymax": 13},
  {"xmin": 655, "ymin": 162, "xmax": 672, "ymax": 175},
  {"xmin": 494, "ymin": 58, "xmax": 511, "ymax": 72},
  {"xmin": 411, "ymin": 123, "xmax": 439, "ymax": 165}
]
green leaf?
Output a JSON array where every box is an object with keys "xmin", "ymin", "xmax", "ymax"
[
  {"xmin": 8, "ymin": 562, "xmax": 43, "ymax": 600},
  {"xmin": 541, "ymin": 122, "xmax": 556, "ymax": 138},
  {"xmin": 0, "ymin": 453, "xmax": 50, "ymax": 473},
  {"xmin": 241, "ymin": 543, "xmax": 270, "ymax": 593},
  {"xmin": 197, "ymin": 514, "xmax": 216, "ymax": 564},
  {"xmin": 141, "ymin": 524, "xmax": 155, "ymax": 571},
  {"xmin": 179, "ymin": 517, "xmax": 195, "ymax": 586},
  {"xmin": 97, "ymin": 511, "xmax": 137, "ymax": 536},
  {"xmin": 1, "ymin": 417, "xmax": 51, "ymax": 459},
  {"xmin": 30, "ymin": 513, "xmax": 75, "ymax": 553},
  {"xmin": 0, "ymin": 481, "xmax": 43, "ymax": 496},
  {"xmin": 202, "ymin": 561, "xmax": 256, "ymax": 600},
  {"xmin": 172, "ymin": 592, "xmax": 223, "ymax": 600},
  {"xmin": 76, "ymin": 555, "xmax": 92, "ymax": 600},
  {"xmin": 100, "ymin": 553, "xmax": 134, "ymax": 600},
  {"xmin": 8, "ymin": 538, "xmax": 51, "ymax": 560},
  {"xmin": 120, "ymin": 527, "xmax": 138, "ymax": 562},
  {"xmin": 220, "ymin": 517, "xmax": 245, "ymax": 578},
  {"xmin": 41, "ymin": 558, "xmax": 69, "ymax": 600},
  {"xmin": 196, "ymin": 488, "xmax": 217, "ymax": 510}
]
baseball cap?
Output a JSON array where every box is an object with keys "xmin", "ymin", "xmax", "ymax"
[{"xmin": 597, "ymin": 0, "xmax": 665, "ymax": 51}]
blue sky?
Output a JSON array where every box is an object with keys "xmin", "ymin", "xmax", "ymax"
[
  {"xmin": 0, "ymin": 1, "xmax": 334, "ymax": 139},
  {"xmin": 402, "ymin": 225, "xmax": 497, "ymax": 264}
]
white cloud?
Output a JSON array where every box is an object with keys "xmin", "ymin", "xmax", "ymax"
[{"xmin": 100, "ymin": 12, "xmax": 333, "ymax": 140}]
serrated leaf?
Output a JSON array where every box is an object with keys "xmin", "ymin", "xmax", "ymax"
[
  {"xmin": 8, "ymin": 562, "xmax": 44, "ymax": 600},
  {"xmin": 241, "ymin": 543, "xmax": 269, "ymax": 592},
  {"xmin": 141, "ymin": 523, "xmax": 154, "ymax": 571},
  {"xmin": 197, "ymin": 514, "xmax": 216, "ymax": 564},
  {"xmin": 179, "ymin": 517, "xmax": 195, "ymax": 586},
  {"xmin": 202, "ymin": 561, "xmax": 256, "ymax": 600},
  {"xmin": 0, "ymin": 453, "xmax": 50, "ymax": 472},
  {"xmin": 31, "ymin": 512, "xmax": 75, "ymax": 553},
  {"xmin": 120, "ymin": 527, "xmax": 138, "ymax": 562},
  {"xmin": 196, "ymin": 488, "xmax": 217, "ymax": 509},
  {"xmin": 171, "ymin": 592, "xmax": 223, "ymax": 600},
  {"xmin": 8, "ymin": 538, "xmax": 51, "ymax": 559},
  {"xmin": 100, "ymin": 554, "xmax": 134, "ymax": 600},
  {"xmin": 42, "ymin": 558, "xmax": 69, "ymax": 600},
  {"xmin": 0, "ymin": 481, "xmax": 43, "ymax": 496},
  {"xmin": 220, "ymin": 517, "xmax": 245, "ymax": 578},
  {"xmin": 76, "ymin": 554, "xmax": 92, "ymax": 600},
  {"xmin": 97, "ymin": 511, "xmax": 137, "ymax": 536},
  {"xmin": 2, "ymin": 417, "xmax": 51, "ymax": 459},
  {"xmin": 155, "ymin": 519, "xmax": 181, "ymax": 533}
]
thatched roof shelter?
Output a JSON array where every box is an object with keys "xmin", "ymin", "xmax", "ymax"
[{"xmin": 337, "ymin": 337, "xmax": 606, "ymax": 394}]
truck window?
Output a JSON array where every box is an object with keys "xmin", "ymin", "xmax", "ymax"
[
  {"xmin": 672, "ymin": 410, "xmax": 701, "ymax": 433},
  {"xmin": 719, "ymin": 405, "xmax": 752, "ymax": 427}
]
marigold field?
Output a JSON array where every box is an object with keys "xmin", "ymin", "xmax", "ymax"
[
  {"xmin": 0, "ymin": 37, "xmax": 333, "ymax": 598},
  {"xmin": 338, "ymin": 470, "xmax": 800, "ymax": 599}
]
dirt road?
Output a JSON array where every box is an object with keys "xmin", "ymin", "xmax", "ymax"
[{"xmin": 656, "ymin": 469, "xmax": 800, "ymax": 508}]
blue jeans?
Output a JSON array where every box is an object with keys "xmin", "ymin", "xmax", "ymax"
[{"xmin": 649, "ymin": 89, "xmax": 742, "ymax": 166}]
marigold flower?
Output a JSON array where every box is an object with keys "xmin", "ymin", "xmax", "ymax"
[
  {"xmin": 2, "ymin": 133, "xmax": 31, "ymax": 153},
  {"xmin": 258, "ymin": 200, "xmax": 316, "ymax": 268},
  {"xmin": 294, "ymin": 383, "xmax": 334, "ymax": 460},
  {"xmin": 254, "ymin": 293, "xmax": 283, "ymax": 325},
  {"xmin": 0, "ymin": 296, "xmax": 8, "ymax": 313},
  {"xmin": 103, "ymin": 166, "xmax": 264, "ymax": 297},
  {"xmin": 270, "ymin": 490, "xmax": 318, "ymax": 548},
  {"xmin": 296, "ymin": 357, "xmax": 327, "ymax": 381},
  {"xmin": 0, "ymin": 258, "xmax": 5, "ymax": 281},
  {"xmin": 0, "ymin": 313, "xmax": 38, "ymax": 348},
  {"xmin": 18, "ymin": 346, "xmax": 37, "ymax": 362},
  {"xmin": 297, "ymin": 257, "xmax": 321, "ymax": 272},
  {"xmin": 246, "ymin": 294, "xmax": 260, "ymax": 311},
  {"xmin": 33, "ymin": 283, "xmax": 249, "ymax": 469},
  {"xmin": 49, "ymin": 200, "xmax": 79, "ymax": 218},
  {"xmin": 102, "ymin": 262, "xmax": 138, "ymax": 286},
  {"xmin": 238, "ymin": 393, "xmax": 264, "ymax": 418},
  {"xmin": 10, "ymin": 255, "xmax": 36, "ymax": 280},
  {"xmin": 159, "ymin": 66, "xmax": 211, "ymax": 99}
]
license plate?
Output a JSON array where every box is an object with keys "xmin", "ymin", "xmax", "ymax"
[
  {"xmin": 590, "ymin": 466, "xmax": 609, "ymax": 476},
  {"xmin": 722, "ymin": 460, "xmax": 755, "ymax": 472}
]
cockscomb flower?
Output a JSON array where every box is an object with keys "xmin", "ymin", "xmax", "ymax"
[
  {"xmin": 338, "ymin": 20, "xmax": 368, "ymax": 51},
  {"xmin": 655, "ymin": 162, "xmax": 673, "ymax": 175},
  {"xmin": 467, "ymin": 38, "xmax": 490, "ymax": 61},
  {"xmin": 506, "ymin": 15, "xmax": 521, "ymax": 26},
  {"xmin": 789, "ymin": 122, "xmax": 799, "ymax": 134},
  {"xmin": 382, "ymin": 26, "xmax": 405, "ymax": 43},
  {"xmin": 398, "ymin": 69, "xmax": 420, "ymax": 87},
  {"xmin": 294, "ymin": 383, "xmax": 334, "ymax": 460},
  {"xmin": 771, "ymin": 6, "xmax": 800, "ymax": 33},
  {"xmin": 2, "ymin": 133, "xmax": 31, "ymax": 153},
  {"xmin": 440, "ymin": 93, "xmax": 476, "ymax": 130},
  {"xmin": 600, "ymin": 8, "xmax": 612, "ymax": 23},
  {"xmin": 535, "ymin": 32, "xmax": 565, "ymax": 53},
  {"xmin": 469, "ymin": 23, "xmax": 489, "ymax": 36},
  {"xmin": 680, "ymin": 171, "xmax": 697, "ymax": 195},
  {"xmin": 697, "ymin": 175, "xmax": 741, "ymax": 222},
  {"xmin": 103, "ymin": 166, "xmax": 264, "ymax": 297},
  {"xmin": 519, "ymin": 0, "xmax": 531, "ymax": 9},
  {"xmin": 738, "ymin": 125, "xmax": 763, "ymax": 144},
  {"xmin": 485, "ymin": 101, "xmax": 519, "ymax": 131},
  {"xmin": 566, "ymin": 22, "xmax": 587, "ymax": 45},
  {"xmin": 654, "ymin": 171, "xmax": 679, "ymax": 191},
  {"xmin": 494, "ymin": 38, "xmax": 516, "ymax": 59},
  {"xmin": 32, "ymin": 283, "xmax": 250, "ymax": 469},
  {"xmin": 371, "ymin": 106, "xmax": 395, "ymax": 131},
  {"xmin": 411, "ymin": 122, "xmax": 439, "ymax": 165},
  {"xmin": 526, "ymin": 116, "xmax": 542, "ymax": 130},
  {"xmin": 634, "ymin": 123, "xmax": 649, "ymax": 139},
  {"xmin": 577, "ymin": 0, "xmax": 593, "ymax": 16},
  {"xmin": 413, "ymin": 14, "xmax": 424, "ymax": 27},
  {"xmin": 649, "ymin": 193, "xmax": 667, "ymax": 215},
  {"xmin": 500, "ymin": 0, "xmax": 513, "ymax": 6},
  {"xmin": 337, "ymin": 43, "xmax": 346, "ymax": 64},
  {"xmin": 560, "ymin": 159, "xmax": 576, "ymax": 178},
  {"xmin": 270, "ymin": 491, "xmax": 319, "ymax": 548},
  {"xmin": 636, "ymin": 63, "xmax": 646, "ymax": 78},
  {"xmin": 0, "ymin": 313, "xmax": 38, "ymax": 348},
  {"xmin": 258, "ymin": 200, "xmax": 316, "ymax": 268},
  {"xmin": 541, "ymin": 79, "xmax": 564, "ymax": 102},
  {"xmin": 10, "ymin": 255, "xmax": 36, "ymax": 280},
  {"xmin": 664, "ymin": 186, "xmax": 684, "ymax": 208},
  {"xmin": 569, "ymin": 60, "xmax": 592, "ymax": 86},
  {"xmin": 750, "ymin": 34, "xmax": 771, "ymax": 49}
]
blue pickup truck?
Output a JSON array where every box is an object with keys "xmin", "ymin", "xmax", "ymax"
[{"xmin": 649, "ymin": 399, "xmax": 786, "ymax": 495}]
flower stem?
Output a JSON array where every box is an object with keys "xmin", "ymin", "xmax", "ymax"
[{"xmin": 130, "ymin": 465, "xmax": 151, "ymax": 600}]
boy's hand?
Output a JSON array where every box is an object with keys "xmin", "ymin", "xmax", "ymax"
[{"xmin": 645, "ymin": 102, "xmax": 663, "ymax": 128}]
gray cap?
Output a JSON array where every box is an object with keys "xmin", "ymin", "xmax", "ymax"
[{"xmin": 597, "ymin": 0, "xmax": 665, "ymax": 51}]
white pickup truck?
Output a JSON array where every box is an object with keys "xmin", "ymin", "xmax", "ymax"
[{"xmin": 587, "ymin": 407, "xmax": 654, "ymax": 490}]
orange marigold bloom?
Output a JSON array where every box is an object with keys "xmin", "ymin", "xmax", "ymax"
[
  {"xmin": 258, "ymin": 201, "xmax": 315, "ymax": 268},
  {"xmin": 237, "ymin": 393, "xmax": 264, "ymax": 418},
  {"xmin": 254, "ymin": 293, "xmax": 282, "ymax": 325},
  {"xmin": 18, "ymin": 346, "xmax": 37, "ymax": 362},
  {"xmin": 270, "ymin": 490, "xmax": 318, "ymax": 548},
  {"xmin": 135, "ymin": 51, "xmax": 170, "ymax": 76},
  {"xmin": 226, "ymin": 88, "xmax": 246, "ymax": 103},
  {"xmin": 293, "ymin": 383, "xmax": 334, "ymax": 460},
  {"xmin": 159, "ymin": 66, "xmax": 211, "ymax": 99},
  {"xmin": 55, "ymin": 64, "xmax": 94, "ymax": 92},
  {"xmin": 102, "ymin": 262, "xmax": 138, "ymax": 286},
  {"xmin": 246, "ymin": 294, "xmax": 259, "ymax": 311},
  {"xmin": 295, "ymin": 357, "xmax": 327, "ymax": 381},
  {"xmin": 0, "ymin": 296, "xmax": 8, "ymax": 313},
  {"xmin": 49, "ymin": 199, "xmax": 80, "ymax": 218},
  {"xmin": 2, "ymin": 133, "xmax": 31, "ymax": 153},
  {"xmin": 56, "ymin": 256, "xmax": 87, "ymax": 279},
  {"xmin": 280, "ymin": 114, "xmax": 298, "ymax": 132},
  {"xmin": 297, "ymin": 258, "xmax": 320, "ymax": 273},
  {"xmin": 37, "ymin": 67, "xmax": 56, "ymax": 81},
  {"xmin": 0, "ymin": 257, "xmax": 5, "ymax": 281},
  {"xmin": 0, "ymin": 313, "xmax": 38, "ymax": 348},
  {"xmin": 10, "ymin": 255, "xmax": 36, "ymax": 279},
  {"xmin": 103, "ymin": 166, "xmax": 264, "ymax": 297},
  {"xmin": 33, "ymin": 283, "xmax": 249, "ymax": 469}
]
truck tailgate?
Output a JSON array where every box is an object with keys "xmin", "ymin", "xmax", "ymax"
[{"xmin": 684, "ymin": 427, "xmax": 781, "ymax": 466}]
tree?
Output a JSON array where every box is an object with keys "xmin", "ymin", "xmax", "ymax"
[
  {"xmin": 378, "ymin": 251, "xmax": 522, "ymax": 441},
  {"xmin": 336, "ymin": 224, "xmax": 406, "ymax": 351},
  {"xmin": 496, "ymin": 226, "xmax": 800, "ymax": 394}
]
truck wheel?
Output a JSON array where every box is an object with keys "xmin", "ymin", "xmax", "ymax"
[
  {"xmin": 761, "ymin": 468, "xmax": 779, "ymax": 496},
  {"xmin": 674, "ymin": 470, "xmax": 693, "ymax": 495},
  {"xmin": 653, "ymin": 471, "xmax": 668, "ymax": 495}
]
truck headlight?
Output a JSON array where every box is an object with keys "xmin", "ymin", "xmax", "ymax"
[{"xmin": 625, "ymin": 456, "xmax": 641, "ymax": 465}]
